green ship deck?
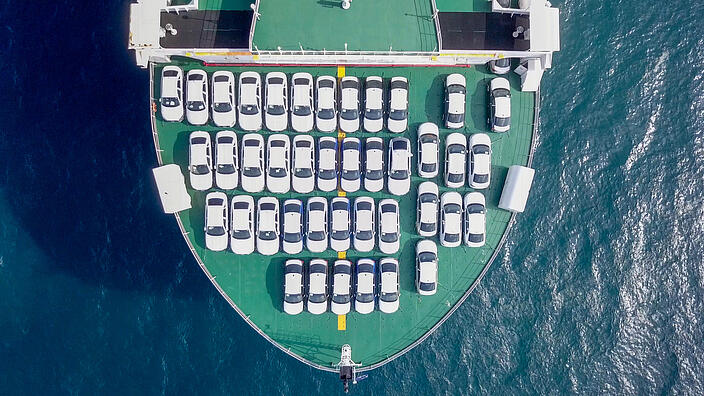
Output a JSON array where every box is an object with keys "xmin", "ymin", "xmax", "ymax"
[{"xmin": 149, "ymin": 59, "xmax": 537, "ymax": 370}]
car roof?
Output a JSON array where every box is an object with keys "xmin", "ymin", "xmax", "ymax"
[
  {"xmin": 418, "ymin": 261, "xmax": 437, "ymax": 283},
  {"xmin": 284, "ymin": 272, "xmax": 302, "ymax": 294}
]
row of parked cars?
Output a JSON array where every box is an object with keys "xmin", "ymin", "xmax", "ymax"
[
  {"xmin": 160, "ymin": 67, "xmax": 410, "ymax": 133},
  {"xmin": 444, "ymin": 73, "xmax": 512, "ymax": 132},
  {"xmin": 204, "ymin": 194, "xmax": 402, "ymax": 255},
  {"xmin": 188, "ymin": 131, "xmax": 414, "ymax": 195}
]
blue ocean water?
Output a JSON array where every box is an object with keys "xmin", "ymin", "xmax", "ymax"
[{"xmin": 1, "ymin": 0, "xmax": 703, "ymax": 394}]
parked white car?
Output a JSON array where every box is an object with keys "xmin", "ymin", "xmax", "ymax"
[
  {"xmin": 282, "ymin": 199, "xmax": 304, "ymax": 254},
  {"xmin": 186, "ymin": 69, "xmax": 209, "ymax": 125},
  {"xmin": 416, "ymin": 181, "xmax": 439, "ymax": 237},
  {"xmin": 240, "ymin": 133, "xmax": 265, "ymax": 193},
  {"xmin": 463, "ymin": 192, "xmax": 486, "ymax": 247},
  {"xmin": 416, "ymin": 240, "xmax": 438, "ymax": 296},
  {"xmin": 292, "ymin": 135, "xmax": 315, "ymax": 193},
  {"xmin": 315, "ymin": 76, "xmax": 337, "ymax": 132},
  {"xmin": 204, "ymin": 192, "xmax": 228, "ymax": 251},
  {"xmin": 238, "ymin": 72, "xmax": 262, "ymax": 131},
  {"xmin": 306, "ymin": 197, "xmax": 328, "ymax": 253},
  {"xmin": 283, "ymin": 259, "xmax": 304, "ymax": 315},
  {"xmin": 340, "ymin": 137, "xmax": 362, "ymax": 193},
  {"xmin": 363, "ymin": 76, "xmax": 384, "ymax": 132},
  {"xmin": 307, "ymin": 259, "xmax": 329, "ymax": 314},
  {"xmin": 256, "ymin": 197, "xmax": 280, "ymax": 255},
  {"xmin": 417, "ymin": 122, "xmax": 439, "ymax": 178},
  {"xmin": 444, "ymin": 133, "xmax": 467, "ymax": 188},
  {"xmin": 440, "ymin": 192, "xmax": 462, "ymax": 248},
  {"xmin": 214, "ymin": 130, "xmax": 238, "ymax": 190},
  {"xmin": 211, "ymin": 71, "xmax": 236, "ymax": 127},
  {"xmin": 444, "ymin": 73, "xmax": 466, "ymax": 129},
  {"xmin": 317, "ymin": 137, "xmax": 338, "ymax": 192},
  {"xmin": 378, "ymin": 199, "xmax": 400, "ymax": 254},
  {"xmin": 330, "ymin": 197, "xmax": 351, "ymax": 252},
  {"xmin": 160, "ymin": 66, "xmax": 183, "ymax": 122},
  {"xmin": 264, "ymin": 72, "xmax": 288, "ymax": 131},
  {"xmin": 353, "ymin": 197, "xmax": 375, "ymax": 252},
  {"xmin": 291, "ymin": 72, "xmax": 314, "ymax": 132},
  {"xmin": 378, "ymin": 258, "xmax": 400, "ymax": 313},
  {"xmin": 364, "ymin": 137, "xmax": 385, "ymax": 192},
  {"xmin": 355, "ymin": 259, "xmax": 376, "ymax": 314},
  {"xmin": 387, "ymin": 137, "xmax": 412, "ymax": 196},
  {"xmin": 230, "ymin": 195, "xmax": 255, "ymax": 254},
  {"xmin": 468, "ymin": 133, "xmax": 492, "ymax": 189},
  {"xmin": 188, "ymin": 131, "xmax": 213, "ymax": 191},
  {"xmin": 387, "ymin": 77, "xmax": 408, "ymax": 133},
  {"xmin": 489, "ymin": 58, "xmax": 511, "ymax": 75},
  {"xmin": 489, "ymin": 77, "xmax": 511, "ymax": 132},
  {"xmin": 331, "ymin": 259, "xmax": 353, "ymax": 315},
  {"xmin": 339, "ymin": 76, "xmax": 360, "ymax": 132},
  {"xmin": 266, "ymin": 134, "xmax": 290, "ymax": 194}
]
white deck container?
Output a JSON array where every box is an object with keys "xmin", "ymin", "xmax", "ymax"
[
  {"xmin": 498, "ymin": 165, "xmax": 535, "ymax": 213},
  {"xmin": 152, "ymin": 164, "xmax": 192, "ymax": 213}
]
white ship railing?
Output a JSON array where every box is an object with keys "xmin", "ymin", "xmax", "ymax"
[
  {"xmin": 248, "ymin": 0, "xmax": 261, "ymax": 52},
  {"xmin": 430, "ymin": 0, "xmax": 443, "ymax": 51},
  {"xmin": 163, "ymin": 0, "xmax": 198, "ymax": 14}
]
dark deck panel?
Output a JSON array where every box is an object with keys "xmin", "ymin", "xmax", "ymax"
[
  {"xmin": 159, "ymin": 10, "xmax": 252, "ymax": 49},
  {"xmin": 438, "ymin": 12, "xmax": 529, "ymax": 51}
]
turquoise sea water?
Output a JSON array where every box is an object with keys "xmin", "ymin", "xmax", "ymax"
[{"xmin": 1, "ymin": 0, "xmax": 703, "ymax": 394}]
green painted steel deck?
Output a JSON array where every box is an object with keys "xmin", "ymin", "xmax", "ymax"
[{"xmin": 149, "ymin": 59, "xmax": 536, "ymax": 370}]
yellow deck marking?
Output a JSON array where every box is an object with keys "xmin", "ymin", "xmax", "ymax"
[
  {"xmin": 338, "ymin": 314, "xmax": 347, "ymax": 331},
  {"xmin": 337, "ymin": 251, "xmax": 347, "ymax": 259},
  {"xmin": 337, "ymin": 66, "xmax": 345, "ymax": 78},
  {"xmin": 337, "ymin": 190, "xmax": 346, "ymax": 197}
]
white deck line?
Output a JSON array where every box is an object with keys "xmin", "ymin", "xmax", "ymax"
[{"xmin": 430, "ymin": 0, "xmax": 443, "ymax": 51}]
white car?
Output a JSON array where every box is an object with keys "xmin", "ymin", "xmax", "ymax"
[
  {"xmin": 417, "ymin": 122, "xmax": 439, "ymax": 179},
  {"xmin": 468, "ymin": 133, "xmax": 492, "ymax": 189},
  {"xmin": 387, "ymin": 137, "xmax": 411, "ymax": 196},
  {"xmin": 211, "ymin": 71, "xmax": 236, "ymax": 127},
  {"xmin": 282, "ymin": 199, "xmax": 304, "ymax": 254},
  {"xmin": 240, "ymin": 133, "xmax": 265, "ymax": 193},
  {"xmin": 353, "ymin": 197, "xmax": 375, "ymax": 252},
  {"xmin": 292, "ymin": 135, "xmax": 315, "ymax": 193},
  {"xmin": 315, "ymin": 76, "xmax": 337, "ymax": 132},
  {"xmin": 188, "ymin": 131, "xmax": 213, "ymax": 191},
  {"xmin": 159, "ymin": 66, "xmax": 183, "ymax": 122},
  {"xmin": 186, "ymin": 69, "xmax": 209, "ymax": 125},
  {"xmin": 306, "ymin": 197, "xmax": 328, "ymax": 253},
  {"xmin": 339, "ymin": 76, "xmax": 360, "ymax": 133},
  {"xmin": 387, "ymin": 77, "xmax": 408, "ymax": 133},
  {"xmin": 230, "ymin": 195, "xmax": 255, "ymax": 254},
  {"xmin": 444, "ymin": 133, "xmax": 467, "ymax": 188},
  {"xmin": 331, "ymin": 259, "xmax": 353, "ymax": 315},
  {"xmin": 378, "ymin": 258, "xmax": 400, "ymax": 313},
  {"xmin": 204, "ymin": 192, "xmax": 228, "ymax": 251},
  {"xmin": 264, "ymin": 72, "xmax": 288, "ymax": 131},
  {"xmin": 416, "ymin": 181, "xmax": 439, "ymax": 237},
  {"xmin": 378, "ymin": 199, "xmax": 400, "ymax": 254},
  {"xmin": 214, "ymin": 130, "xmax": 238, "ymax": 190},
  {"xmin": 317, "ymin": 137, "xmax": 338, "ymax": 192},
  {"xmin": 238, "ymin": 72, "xmax": 262, "ymax": 131},
  {"xmin": 444, "ymin": 73, "xmax": 466, "ymax": 129},
  {"xmin": 283, "ymin": 259, "xmax": 304, "ymax": 315},
  {"xmin": 440, "ymin": 192, "xmax": 462, "ymax": 248},
  {"xmin": 463, "ymin": 192, "xmax": 486, "ymax": 247},
  {"xmin": 266, "ymin": 134, "xmax": 290, "ymax": 194},
  {"xmin": 355, "ymin": 259, "xmax": 376, "ymax": 314},
  {"xmin": 329, "ymin": 197, "xmax": 351, "ymax": 252},
  {"xmin": 256, "ymin": 197, "xmax": 280, "ymax": 255},
  {"xmin": 489, "ymin": 58, "xmax": 511, "ymax": 75},
  {"xmin": 363, "ymin": 76, "xmax": 384, "ymax": 132},
  {"xmin": 340, "ymin": 137, "xmax": 362, "ymax": 193},
  {"xmin": 290, "ymin": 72, "xmax": 314, "ymax": 132},
  {"xmin": 416, "ymin": 240, "xmax": 438, "ymax": 296},
  {"xmin": 364, "ymin": 137, "xmax": 384, "ymax": 192},
  {"xmin": 307, "ymin": 259, "xmax": 329, "ymax": 314},
  {"xmin": 489, "ymin": 77, "xmax": 511, "ymax": 132}
]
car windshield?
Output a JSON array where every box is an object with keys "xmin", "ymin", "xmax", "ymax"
[
  {"xmin": 473, "ymin": 174, "xmax": 489, "ymax": 183},
  {"xmin": 284, "ymin": 293, "xmax": 303, "ymax": 304},
  {"xmin": 380, "ymin": 232, "xmax": 398, "ymax": 243},
  {"xmin": 467, "ymin": 203, "xmax": 485, "ymax": 214},
  {"xmin": 421, "ymin": 163, "xmax": 436, "ymax": 173},
  {"xmin": 267, "ymin": 104, "xmax": 285, "ymax": 115},
  {"xmin": 243, "ymin": 166, "xmax": 261, "ymax": 177},
  {"xmin": 308, "ymin": 230, "xmax": 325, "ymax": 241},
  {"xmin": 294, "ymin": 167, "xmax": 312, "ymax": 178},
  {"xmin": 390, "ymin": 169, "xmax": 409, "ymax": 180},
  {"xmin": 283, "ymin": 232, "xmax": 302, "ymax": 243},
  {"xmin": 161, "ymin": 97, "xmax": 180, "ymax": 107},
  {"xmin": 293, "ymin": 105, "xmax": 311, "ymax": 116},
  {"xmin": 445, "ymin": 233, "xmax": 460, "ymax": 243},
  {"xmin": 318, "ymin": 169, "xmax": 336, "ymax": 180},
  {"xmin": 447, "ymin": 173, "xmax": 463, "ymax": 183},
  {"xmin": 420, "ymin": 222, "xmax": 436, "ymax": 232},
  {"xmin": 269, "ymin": 167, "xmax": 287, "ymax": 178},
  {"xmin": 493, "ymin": 88, "xmax": 510, "ymax": 98},
  {"xmin": 192, "ymin": 164, "xmax": 210, "ymax": 175},
  {"xmin": 332, "ymin": 293, "xmax": 350, "ymax": 304},
  {"xmin": 419, "ymin": 282, "xmax": 436, "ymax": 292},
  {"xmin": 380, "ymin": 291, "xmax": 398, "ymax": 302},
  {"xmin": 494, "ymin": 116, "xmax": 510, "ymax": 127},
  {"xmin": 445, "ymin": 203, "xmax": 461, "ymax": 214},
  {"xmin": 342, "ymin": 169, "xmax": 360, "ymax": 180},
  {"xmin": 341, "ymin": 108, "xmax": 358, "ymax": 120},
  {"xmin": 213, "ymin": 102, "xmax": 232, "ymax": 113},
  {"xmin": 447, "ymin": 113, "xmax": 464, "ymax": 123},
  {"xmin": 318, "ymin": 108, "xmax": 335, "ymax": 120},
  {"xmin": 258, "ymin": 230, "xmax": 277, "ymax": 241},
  {"xmin": 420, "ymin": 134, "xmax": 437, "ymax": 144},
  {"xmin": 356, "ymin": 230, "xmax": 373, "ymax": 240},
  {"xmin": 357, "ymin": 293, "xmax": 374, "ymax": 303},
  {"xmin": 231, "ymin": 229, "xmax": 251, "ymax": 240},
  {"xmin": 473, "ymin": 144, "xmax": 490, "ymax": 155},
  {"xmin": 419, "ymin": 252, "xmax": 437, "ymax": 263},
  {"xmin": 206, "ymin": 226, "xmax": 226, "ymax": 236},
  {"xmin": 495, "ymin": 58, "xmax": 510, "ymax": 67},
  {"xmin": 240, "ymin": 104, "xmax": 259, "ymax": 115},
  {"xmin": 309, "ymin": 293, "xmax": 327, "ymax": 303},
  {"xmin": 331, "ymin": 229, "xmax": 349, "ymax": 241},
  {"xmin": 366, "ymin": 168, "xmax": 383, "ymax": 180},
  {"xmin": 448, "ymin": 144, "xmax": 465, "ymax": 155},
  {"xmin": 447, "ymin": 84, "xmax": 466, "ymax": 95},
  {"xmin": 218, "ymin": 164, "xmax": 236, "ymax": 174},
  {"xmin": 187, "ymin": 101, "xmax": 205, "ymax": 111},
  {"xmin": 419, "ymin": 193, "xmax": 437, "ymax": 204},
  {"xmin": 366, "ymin": 108, "xmax": 382, "ymax": 120},
  {"xmin": 389, "ymin": 109, "xmax": 407, "ymax": 121},
  {"xmin": 469, "ymin": 233, "xmax": 484, "ymax": 243}
]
